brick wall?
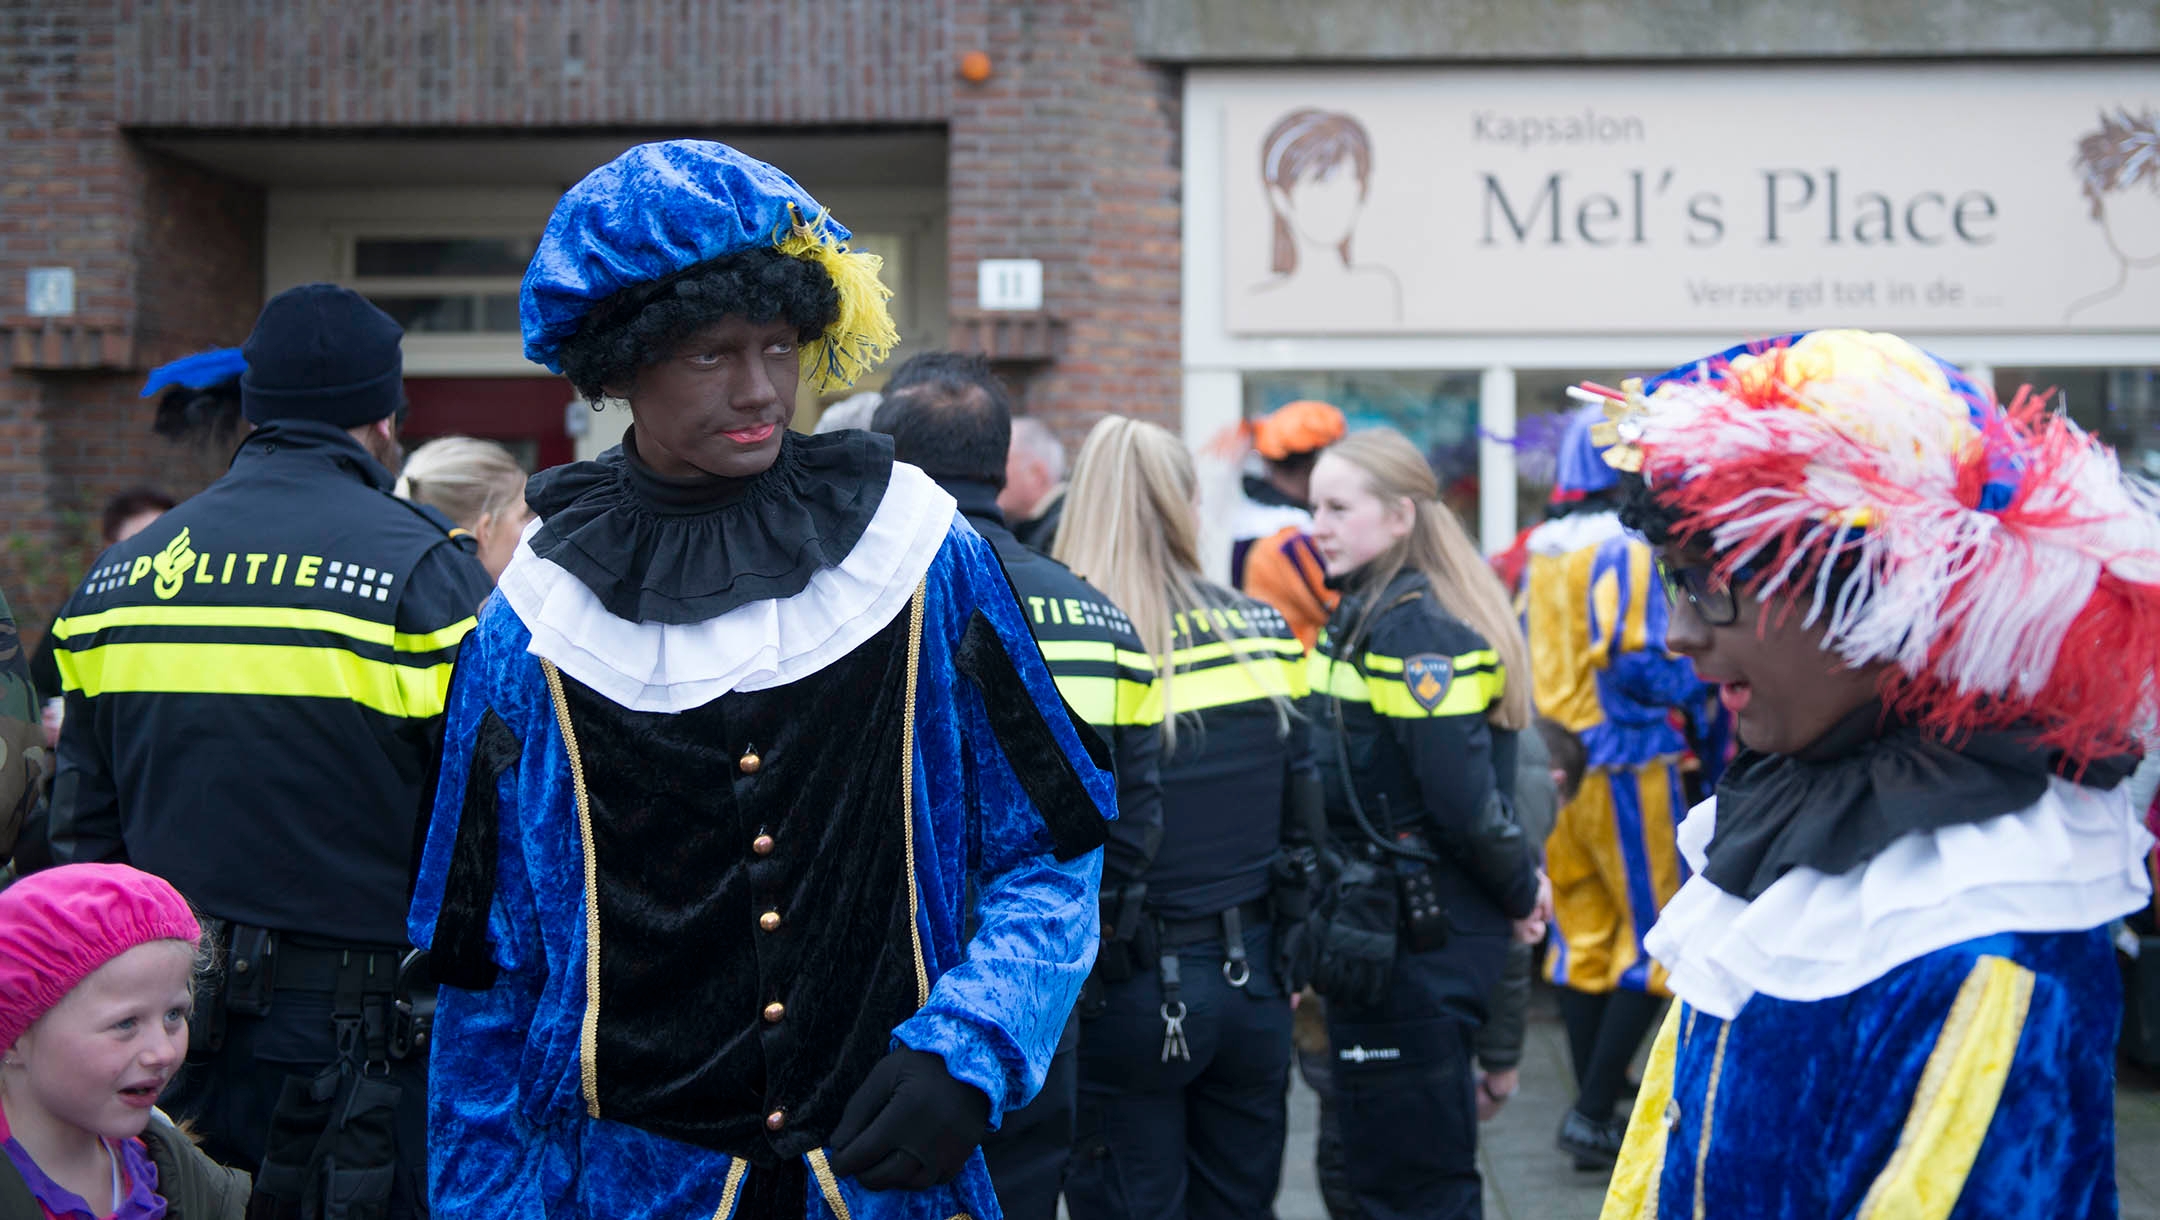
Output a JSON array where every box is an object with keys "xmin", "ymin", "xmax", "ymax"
[
  {"xmin": 2, "ymin": 0, "xmax": 264, "ymax": 628},
  {"xmin": 948, "ymin": 0, "xmax": 1184, "ymax": 444},
  {"xmin": 119, "ymin": 0, "xmax": 952, "ymax": 126},
  {"xmin": 6, "ymin": 0, "xmax": 1187, "ymax": 618}
]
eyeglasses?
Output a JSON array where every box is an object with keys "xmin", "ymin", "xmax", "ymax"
[{"xmin": 1657, "ymin": 560, "xmax": 1747, "ymax": 628}]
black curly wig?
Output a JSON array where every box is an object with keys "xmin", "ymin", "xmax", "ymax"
[
  {"xmin": 152, "ymin": 381, "xmax": 245, "ymax": 444},
  {"xmin": 1616, "ymin": 471, "xmax": 1689, "ymax": 550},
  {"xmin": 1620, "ymin": 468, "xmax": 1871, "ymax": 602},
  {"xmin": 554, "ymin": 246, "xmax": 841, "ymax": 404}
]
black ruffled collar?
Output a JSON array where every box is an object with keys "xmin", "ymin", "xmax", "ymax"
[
  {"xmin": 1703, "ymin": 702, "xmax": 2137, "ymax": 901},
  {"xmin": 1243, "ymin": 474, "xmax": 1306, "ymax": 511},
  {"xmin": 523, "ymin": 427, "xmax": 894, "ymax": 625}
]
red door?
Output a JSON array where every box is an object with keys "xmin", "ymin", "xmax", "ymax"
[{"xmin": 403, "ymin": 377, "xmax": 578, "ymax": 470}]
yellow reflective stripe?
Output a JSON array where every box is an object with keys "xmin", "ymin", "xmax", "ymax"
[
  {"xmin": 55, "ymin": 642, "xmax": 454, "ymax": 719},
  {"xmin": 1164, "ymin": 656, "xmax": 1307, "ymax": 714},
  {"xmin": 1856, "ymin": 956, "xmax": 2035, "ymax": 1220},
  {"xmin": 1365, "ymin": 667, "xmax": 1504, "ymax": 718},
  {"xmin": 1035, "ymin": 638, "xmax": 1157, "ymax": 674},
  {"xmin": 1307, "ymin": 651, "xmax": 1504, "ymax": 717},
  {"xmin": 1361, "ymin": 648, "xmax": 1501, "ymax": 675},
  {"xmin": 1308, "ymin": 652, "xmax": 1369, "ymax": 702},
  {"xmin": 1036, "ymin": 639, "xmax": 1114, "ymax": 663},
  {"xmin": 1052, "ymin": 674, "xmax": 1162, "ymax": 727},
  {"xmin": 1168, "ymin": 637, "xmax": 1305, "ymax": 666},
  {"xmin": 1600, "ymin": 1002, "xmax": 1683, "ymax": 1220},
  {"xmin": 396, "ymin": 617, "xmax": 478, "ymax": 653},
  {"xmin": 52, "ymin": 604, "xmax": 475, "ymax": 654}
]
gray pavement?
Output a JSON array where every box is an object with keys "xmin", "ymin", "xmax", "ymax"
[{"xmin": 1269, "ymin": 988, "xmax": 2160, "ymax": 1220}]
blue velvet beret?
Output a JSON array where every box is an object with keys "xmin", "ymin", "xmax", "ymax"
[
  {"xmin": 1554, "ymin": 402, "xmax": 1620, "ymax": 497},
  {"xmin": 519, "ymin": 140, "xmax": 853, "ymax": 372},
  {"xmin": 139, "ymin": 347, "xmax": 246, "ymax": 398}
]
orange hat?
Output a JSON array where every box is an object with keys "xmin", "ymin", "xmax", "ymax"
[{"xmin": 1252, "ymin": 400, "xmax": 1346, "ymax": 461}]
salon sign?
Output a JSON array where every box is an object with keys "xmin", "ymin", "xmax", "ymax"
[{"xmin": 1212, "ymin": 64, "xmax": 2160, "ymax": 335}]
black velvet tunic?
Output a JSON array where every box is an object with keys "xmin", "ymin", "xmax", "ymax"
[
  {"xmin": 517, "ymin": 430, "xmax": 927, "ymax": 1163},
  {"xmin": 562, "ymin": 607, "xmax": 923, "ymax": 1163}
]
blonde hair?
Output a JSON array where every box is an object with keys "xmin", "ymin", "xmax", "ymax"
[
  {"xmin": 1054, "ymin": 416, "xmax": 1292, "ymax": 749},
  {"xmin": 1323, "ymin": 428, "xmax": 1532, "ymax": 731},
  {"xmin": 394, "ymin": 436, "xmax": 528, "ymax": 530}
]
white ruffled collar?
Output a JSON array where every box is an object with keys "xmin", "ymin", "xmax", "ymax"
[
  {"xmin": 498, "ymin": 461, "xmax": 957, "ymax": 713},
  {"xmin": 1645, "ymin": 777, "xmax": 2154, "ymax": 1019},
  {"xmin": 1525, "ymin": 510, "xmax": 1623, "ymax": 556}
]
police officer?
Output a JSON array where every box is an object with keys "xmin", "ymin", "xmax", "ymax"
[
  {"xmin": 48, "ymin": 284, "xmax": 493, "ymax": 1219},
  {"xmin": 1050, "ymin": 416, "xmax": 1316, "ymax": 1220},
  {"xmin": 1301, "ymin": 428, "xmax": 1547, "ymax": 1220},
  {"xmin": 872, "ymin": 352, "xmax": 1164, "ymax": 1220}
]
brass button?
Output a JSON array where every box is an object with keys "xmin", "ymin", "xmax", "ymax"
[
  {"xmin": 738, "ymin": 750, "xmax": 762, "ymax": 775},
  {"xmin": 765, "ymin": 1108, "xmax": 786, "ymax": 1131},
  {"xmin": 763, "ymin": 1001, "xmax": 786, "ymax": 1023},
  {"xmin": 759, "ymin": 910, "xmax": 782, "ymax": 932},
  {"xmin": 752, "ymin": 834, "xmax": 776, "ymax": 856}
]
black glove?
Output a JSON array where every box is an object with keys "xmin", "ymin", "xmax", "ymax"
[
  {"xmin": 1304, "ymin": 857, "xmax": 1398, "ymax": 1008},
  {"xmin": 827, "ymin": 1049, "xmax": 991, "ymax": 1191}
]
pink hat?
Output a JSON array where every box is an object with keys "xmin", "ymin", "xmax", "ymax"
[{"xmin": 0, "ymin": 863, "xmax": 201, "ymax": 1052}]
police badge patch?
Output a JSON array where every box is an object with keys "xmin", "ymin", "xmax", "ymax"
[{"xmin": 1403, "ymin": 653, "xmax": 1454, "ymax": 712}]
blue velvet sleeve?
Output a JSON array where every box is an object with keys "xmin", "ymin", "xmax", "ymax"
[
  {"xmin": 407, "ymin": 599, "xmax": 578, "ymax": 1217},
  {"xmin": 892, "ymin": 523, "xmax": 1115, "ymax": 1126},
  {"xmin": 1943, "ymin": 936, "xmax": 2121, "ymax": 1219},
  {"xmin": 1818, "ymin": 933, "xmax": 2120, "ymax": 1219}
]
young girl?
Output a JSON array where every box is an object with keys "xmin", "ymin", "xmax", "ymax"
[
  {"xmin": 1303, "ymin": 427, "xmax": 1549, "ymax": 1220},
  {"xmin": 0, "ymin": 863, "xmax": 248, "ymax": 1220}
]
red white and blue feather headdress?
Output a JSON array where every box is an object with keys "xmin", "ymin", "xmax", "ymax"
[{"xmin": 1579, "ymin": 329, "xmax": 2160, "ymax": 760}]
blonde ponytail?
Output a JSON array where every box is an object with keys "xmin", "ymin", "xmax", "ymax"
[{"xmin": 1056, "ymin": 416, "xmax": 1294, "ymax": 749}]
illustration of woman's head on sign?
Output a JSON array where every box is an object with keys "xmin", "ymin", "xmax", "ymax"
[
  {"xmin": 2066, "ymin": 106, "xmax": 2159, "ymax": 319},
  {"xmin": 1255, "ymin": 108, "xmax": 1402, "ymax": 324}
]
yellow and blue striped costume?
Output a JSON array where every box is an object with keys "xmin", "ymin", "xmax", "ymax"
[
  {"xmin": 1528, "ymin": 511, "xmax": 1705, "ymax": 995},
  {"xmin": 1603, "ymin": 931, "xmax": 2122, "ymax": 1218}
]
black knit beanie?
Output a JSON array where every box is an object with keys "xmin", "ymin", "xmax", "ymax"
[{"xmin": 240, "ymin": 284, "xmax": 405, "ymax": 427}]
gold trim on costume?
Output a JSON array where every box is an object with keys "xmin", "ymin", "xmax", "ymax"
[
  {"xmin": 1599, "ymin": 1003, "xmax": 1684, "ymax": 1220},
  {"xmin": 1856, "ymin": 955, "xmax": 2035, "ymax": 1220},
  {"xmin": 902, "ymin": 578, "xmax": 930, "ymax": 1008},
  {"xmin": 540, "ymin": 658, "xmax": 604, "ymax": 1119},
  {"xmin": 807, "ymin": 1149, "xmax": 854, "ymax": 1220},
  {"xmin": 708, "ymin": 1160, "xmax": 749, "ymax": 1220},
  {"xmin": 1691, "ymin": 1020, "xmax": 1732, "ymax": 1220}
]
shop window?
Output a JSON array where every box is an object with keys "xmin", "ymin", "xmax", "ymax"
[
  {"xmin": 348, "ymin": 234, "xmax": 535, "ymax": 336},
  {"xmin": 1243, "ymin": 370, "xmax": 1482, "ymax": 529},
  {"xmin": 1994, "ymin": 366, "xmax": 2160, "ymax": 482},
  {"xmin": 1510, "ymin": 368, "xmax": 1638, "ymax": 537},
  {"xmin": 354, "ymin": 237, "xmax": 535, "ymax": 278}
]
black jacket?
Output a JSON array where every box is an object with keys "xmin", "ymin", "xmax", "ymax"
[
  {"xmin": 1143, "ymin": 584, "xmax": 1316, "ymax": 922},
  {"xmin": 46, "ymin": 420, "xmax": 493, "ymax": 944},
  {"xmin": 1310, "ymin": 568, "xmax": 1539, "ymax": 937},
  {"xmin": 0, "ymin": 1112, "xmax": 249, "ymax": 1220},
  {"xmin": 945, "ymin": 480, "xmax": 1163, "ymax": 885}
]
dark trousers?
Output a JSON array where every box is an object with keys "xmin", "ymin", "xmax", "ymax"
[
  {"xmin": 1322, "ymin": 944, "xmax": 1494, "ymax": 1220},
  {"xmin": 164, "ymin": 987, "xmax": 429, "ymax": 1219},
  {"xmin": 1065, "ymin": 922, "xmax": 1292, "ymax": 1220},
  {"xmin": 980, "ymin": 1014, "xmax": 1080, "ymax": 1220},
  {"xmin": 1294, "ymin": 1037, "xmax": 1363, "ymax": 1220}
]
